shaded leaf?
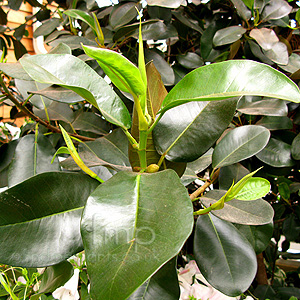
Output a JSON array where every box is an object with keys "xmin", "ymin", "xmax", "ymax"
[
  {"xmin": 194, "ymin": 213, "xmax": 257, "ymax": 296},
  {"xmin": 256, "ymin": 138, "xmax": 295, "ymax": 167},
  {"xmin": 20, "ymin": 54, "xmax": 131, "ymax": 129},
  {"xmin": 127, "ymin": 257, "xmax": 180, "ymax": 300},
  {"xmin": 212, "ymin": 125, "xmax": 270, "ymax": 169},
  {"xmin": 279, "ymin": 53, "xmax": 300, "ymax": 74},
  {"xmin": 161, "ymin": 60, "xmax": 300, "ymax": 113},
  {"xmin": 213, "ymin": 26, "xmax": 246, "ymax": 47},
  {"xmin": 172, "ymin": 9, "xmax": 203, "ymax": 33},
  {"xmin": 237, "ymin": 98, "xmax": 288, "ymax": 116},
  {"xmin": 234, "ymin": 222, "xmax": 273, "ymax": 254},
  {"xmin": 187, "ymin": 148, "xmax": 213, "ymax": 174},
  {"xmin": 292, "ymin": 133, "xmax": 300, "ymax": 160},
  {"xmin": 200, "ymin": 190, "xmax": 274, "ymax": 225},
  {"xmin": 0, "ymin": 62, "xmax": 32, "ymax": 81},
  {"xmin": 154, "ymin": 98, "xmax": 238, "ymax": 162},
  {"xmin": 256, "ymin": 116, "xmax": 293, "ymax": 131},
  {"xmin": 8, "ymin": 134, "xmax": 60, "ymax": 187},
  {"xmin": 0, "ymin": 172, "xmax": 99, "ymax": 267},
  {"xmin": 219, "ymin": 163, "xmax": 249, "ymax": 190},
  {"xmin": 263, "ymin": 42, "xmax": 288, "ymax": 65},
  {"xmin": 177, "ymin": 52, "xmax": 204, "ymax": 69},
  {"xmin": 49, "ymin": 43, "xmax": 72, "ymax": 55},
  {"xmin": 81, "ymin": 170, "xmax": 193, "ymax": 300},
  {"xmin": 109, "ymin": 2, "xmax": 140, "ymax": 29},
  {"xmin": 230, "ymin": 0, "xmax": 252, "ymax": 20},
  {"xmin": 33, "ymin": 18, "xmax": 61, "ymax": 38}
]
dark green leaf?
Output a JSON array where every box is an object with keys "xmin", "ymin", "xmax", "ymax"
[
  {"xmin": 256, "ymin": 138, "xmax": 295, "ymax": 167},
  {"xmin": 237, "ymin": 98, "xmax": 288, "ymax": 116},
  {"xmin": 235, "ymin": 222, "xmax": 273, "ymax": 254},
  {"xmin": 213, "ymin": 26, "xmax": 246, "ymax": 47},
  {"xmin": 230, "ymin": 0, "xmax": 252, "ymax": 20},
  {"xmin": 109, "ymin": 2, "xmax": 140, "ymax": 29},
  {"xmin": 212, "ymin": 125, "xmax": 270, "ymax": 169},
  {"xmin": 177, "ymin": 52, "xmax": 204, "ymax": 69},
  {"xmin": 13, "ymin": 24, "xmax": 26, "ymax": 41},
  {"xmin": 11, "ymin": 38, "xmax": 27, "ymax": 60},
  {"xmin": 187, "ymin": 148, "xmax": 213, "ymax": 174},
  {"xmin": 49, "ymin": 36, "xmax": 97, "ymax": 50},
  {"xmin": 256, "ymin": 116, "xmax": 293, "ymax": 131},
  {"xmin": 15, "ymin": 79, "xmax": 52, "ymax": 109},
  {"xmin": 33, "ymin": 18, "xmax": 61, "ymax": 38},
  {"xmin": 263, "ymin": 42, "xmax": 289, "ymax": 65},
  {"xmin": 20, "ymin": 54, "xmax": 131, "ymax": 129},
  {"xmin": 7, "ymin": 0, "xmax": 23, "ymax": 10},
  {"xmin": 292, "ymin": 133, "xmax": 300, "ymax": 160},
  {"xmin": 261, "ymin": 0, "xmax": 292, "ymax": 21},
  {"xmin": 219, "ymin": 163, "xmax": 249, "ymax": 190},
  {"xmin": 72, "ymin": 112, "xmax": 110, "ymax": 135},
  {"xmin": 172, "ymin": 10, "xmax": 203, "ymax": 33},
  {"xmin": 278, "ymin": 182, "xmax": 290, "ymax": 200},
  {"xmin": 38, "ymin": 261, "xmax": 74, "ymax": 294},
  {"xmin": 127, "ymin": 257, "xmax": 180, "ymax": 300},
  {"xmin": 0, "ymin": 172, "xmax": 99, "ymax": 267},
  {"xmin": 200, "ymin": 190, "xmax": 274, "ymax": 225},
  {"xmin": 0, "ymin": 7, "xmax": 6, "ymax": 25},
  {"xmin": 81, "ymin": 170, "xmax": 193, "ymax": 300},
  {"xmin": 8, "ymin": 134, "xmax": 60, "ymax": 187},
  {"xmin": 145, "ymin": 49, "xmax": 175, "ymax": 86},
  {"xmin": 0, "ymin": 140, "xmax": 18, "ymax": 173},
  {"xmin": 30, "ymin": 85, "xmax": 84, "ymax": 104},
  {"xmin": 154, "ymin": 98, "xmax": 237, "ymax": 162},
  {"xmin": 194, "ymin": 213, "xmax": 257, "ymax": 296},
  {"xmin": 33, "ymin": 102, "xmax": 74, "ymax": 123},
  {"xmin": 161, "ymin": 60, "xmax": 300, "ymax": 113}
]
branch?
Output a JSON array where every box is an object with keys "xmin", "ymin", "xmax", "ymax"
[{"xmin": 0, "ymin": 78, "xmax": 96, "ymax": 142}]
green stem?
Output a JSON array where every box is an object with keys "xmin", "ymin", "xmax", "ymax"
[
  {"xmin": 147, "ymin": 112, "xmax": 164, "ymax": 135},
  {"xmin": 34, "ymin": 123, "xmax": 39, "ymax": 176},
  {"xmin": 22, "ymin": 94, "xmax": 33, "ymax": 106},
  {"xmin": 138, "ymin": 130, "xmax": 148, "ymax": 171},
  {"xmin": 123, "ymin": 129, "xmax": 139, "ymax": 147}
]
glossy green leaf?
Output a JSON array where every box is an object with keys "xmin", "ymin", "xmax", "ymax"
[
  {"xmin": 256, "ymin": 138, "xmax": 295, "ymax": 167},
  {"xmin": 172, "ymin": 9, "xmax": 203, "ymax": 33},
  {"xmin": 33, "ymin": 18, "xmax": 61, "ymax": 38},
  {"xmin": 49, "ymin": 43, "xmax": 72, "ymax": 55},
  {"xmin": 154, "ymin": 98, "xmax": 238, "ymax": 162},
  {"xmin": 177, "ymin": 52, "xmax": 204, "ymax": 69},
  {"xmin": 237, "ymin": 98, "xmax": 288, "ymax": 116},
  {"xmin": 279, "ymin": 53, "xmax": 300, "ymax": 74},
  {"xmin": 72, "ymin": 112, "xmax": 110, "ymax": 135},
  {"xmin": 261, "ymin": 0, "xmax": 292, "ymax": 21},
  {"xmin": 292, "ymin": 133, "xmax": 300, "ymax": 160},
  {"xmin": 30, "ymin": 85, "xmax": 84, "ymax": 104},
  {"xmin": 64, "ymin": 9, "xmax": 95, "ymax": 32},
  {"xmin": 194, "ymin": 213, "xmax": 257, "ymax": 296},
  {"xmin": 8, "ymin": 134, "xmax": 60, "ymax": 187},
  {"xmin": 278, "ymin": 182, "xmax": 290, "ymax": 200},
  {"xmin": 263, "ymin": 42, "xmax": 289, "ymax": 65},
  {"xmin": 234, "ymin": 177, "xmax": 270, "ymax": 200},
  {"xmin": 82, "ymin": 45, "xmax": 145, "ymax": 98},
  {"xmin": 15, "ymin": 79, "xmax": 52, "ymax": 109},
  {"xmin": 20, "ymin": 54, "xmax": 131, "ymax": 129},
  {"xmin": 0, "ymin": 140, "xmax": 18, "ymax": 173},
  {"xmin": 219, "ymin": 163, "xmax": 249, "ymax": 190},
  {"xmin": 127, "ymin": 257, "xmax": 180, "ymax": 300},
  {"xmin": 231, "ymin": 0, "xmax": 251, "ymax": 21},
  {"xmin": 49, "ymin": 36, "xmax": 97, "ymax": 50},
  {"xmin": 0, "ymin": 62, "xmax": 32, "ymax": 80},
  {"xmin": 212, "ymin": 125, "xmax": 270, "ymax": 169},
  {"xmin": 37, "ymin": 261, "xmax": 74, "ymax": 295},
  {"xmin": 109, "ymin": 2, "xmax": 140, "ymax": 29},
  {"xmin": 234, "ymin": 222, "xmax": 273, "ymax": 254},
  {"xmin": 81, "ymin": 170, "xmax": 193, "ymax": 300},
  {"xmin": 213, "ymin": 26, "xmax": 246, "ymax": 47},
  {"xmin": 33, "ymin": 102, "xmax": 74, "ymax": 123},
  {"xmin": 256, "ymin": 116, "xmax": 293, "ymax": 130},
  {"xmin": 161, "ymin": 60, "xmax": 300, "ymax": 113},
  {"xmin": 144, "ymin": 49, "xmax": 175, "ymax": 86},
  {"xmin": 187, "ymin": 148, "xmax": 213, "ymax": 174},
  {"xmin": 0, "ymin": 172, "xmax": 99, "ymax": 267},
  {"xmin": 200, "ymin": 190, "xmax": 274, "ymax": 225}
]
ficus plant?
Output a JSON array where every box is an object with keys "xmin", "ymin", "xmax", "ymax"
[{"xmin": 0, "ymin": 21, "xmax": 300, "ymax": 299}]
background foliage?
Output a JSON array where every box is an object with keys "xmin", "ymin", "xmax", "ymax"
[{"xmin": 1, "ymin": 0, "xmax": 300, "ymax": 299}]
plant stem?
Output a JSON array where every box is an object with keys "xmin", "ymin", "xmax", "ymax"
[{"xmin": 138, "ymin": 130, "xmax": 148, "ymax": 171}]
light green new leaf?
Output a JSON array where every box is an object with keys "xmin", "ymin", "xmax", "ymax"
[
  {"xmin": 212, "ymin": 125, "xmax": 270, "ymax": 169},
  {"xmin": 256, "ymin": 138, "xmax": 295, "ymax": 167},
  {"xmin": 81, "ymin": 170, "xmax": 193, "ymax": 300},
  {"xmin": 82, "ymin": 45, "xmax": 146, "ymax": 98},
  {"xmin": 153, "ymin": 98, "xmax": 238, "ymax": 162},
  {"xmin": 20, "ymin": 54, "xmax": 131, "ymax": 129},
  {"xmin": 161, "ymin": 60, "xmax": 300, "ymax": 114},
  {"xmin": 234, "ymin": 177, "xmax": 271, "ymax": 200},
  {"xmin": 0, "ymin": 172, "xmax": 99, "ymax": 267},
  {"xmin": 8, "ymin": 134, "xmax": 60, "ymax": 187},
  {"xmin": 200, "ymin": 190, "xmax": 274, "ymax": 225},
  {"xmin": 194, "ymin": 213, "xmax": 257, "ymax": 296}
]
